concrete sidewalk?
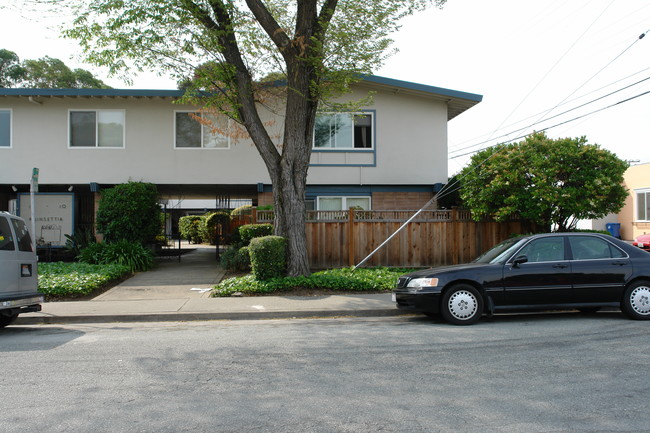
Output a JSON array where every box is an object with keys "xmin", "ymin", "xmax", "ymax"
[{"xmin": 17, "ymin": 244, "xmax": 402, "ymax": 325}]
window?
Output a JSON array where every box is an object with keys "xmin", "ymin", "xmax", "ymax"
[
  {"xmin": 314, "ymin": 112, "xmax": 373, "ymax": 149},
  {"xmin": 11, "ymin": 218, "xmax": 33, "ymax": 252},
  {"xmin": 0, "ymin": 216, "xmax": 14, "ymax": 251},
  {"xmin": 0, "ymin": 109, "xmax": 10, "ymax": 148},
  {"xmin": 569, "ymin": 236, "xmax": 625, "ymax": 260},
  {"xmin": 517, "ymin": 237, "xmax": 565, "ymax": 263},
  {"xmin": 317, "ymin": 196, "xmax": 371, "ymax": 211},
  {"xmin": 636, "ymin": 190, "xmax": 650, "ymax": 221},
  {"xmin": 175, "ymin": 111, "xmax": 229, "ymax": 149},
  {"xmin": 69, "ymin": 110, "xmax": 125, "ymax": 148}
]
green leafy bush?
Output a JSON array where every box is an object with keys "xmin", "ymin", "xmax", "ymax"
[
  {"xmin": 77, "ymin": 242, "xmax": 107, "ymax": 264},
  {"xmin": 179, "ymin": 215, "xmax": 203, "ymax": 243},
  {"xmin": 212, "ymin": 267, "xmax": 414, "ymax": 297},
  {"xmin": 39, "ymin": 262, "xmax": 131, "ymax": 297},
  {"xmin": 78, "ymin": 240, "xmax": 154, "ymax": 272},
  {"xmin": 249, "ymin": 236, "xmax": 286, "ymax": 280},
  {"xmin": 220, "ymin": 223, "xmax": 274, "ymax": 273},
  {"xmin": 96, "ymin": 182, "xmax": 161, "ymax": 245},
  {"xmin": 64, "ymin": 228, "xmax": 97, "ymax": 256},
  {"xmin": 220, "ymin": 245, "xmax": 251, "ymax": 272},
  {"xmin": 230, "ymin": 204, "xmax": 252, "ymax": 218},
  {"xmin": 201, "ymin": 211, "xmax": 230, "ymax": 244},
  {"xmin": 239, "ymin": 224, "xmax": 274, "ymax": 245}
]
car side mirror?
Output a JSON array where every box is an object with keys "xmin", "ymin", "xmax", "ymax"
[{"xmin": 513, "ymin": 255, "xmax": 528, "ymax": 266}]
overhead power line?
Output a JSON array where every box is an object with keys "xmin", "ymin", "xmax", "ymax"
[
  {"xmin": 449, "ymin": 74, "xmax": 650, "ymax": 157},
  {"xmin": 450, "ymin": 88, "xmax": 650, "ymax": 160},
  {"xmin": 450, "ymin": 25, "xmax": 650, "ymax": 160}
]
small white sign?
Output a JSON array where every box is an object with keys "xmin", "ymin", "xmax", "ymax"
[{"xmin": 18, "ymin": 193, "xmax": 74, "ymax": 247}]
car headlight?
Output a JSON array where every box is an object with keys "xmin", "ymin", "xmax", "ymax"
[{"xmin": 406, "ymin": 278, "xmax": 439, "ymax": 289}]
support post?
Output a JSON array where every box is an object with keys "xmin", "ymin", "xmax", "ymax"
[{"xmin": 348, "ymin": 208, "xmax": 355, "ymax": 267}]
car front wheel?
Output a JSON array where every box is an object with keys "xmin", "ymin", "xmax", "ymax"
[
  {"xmin": 621, "ymin": 280, "xmax": 650, "ymax": 320},
  {"xmin": 441, "ymin": 284, "xmax": 483, "ymax": 325}
]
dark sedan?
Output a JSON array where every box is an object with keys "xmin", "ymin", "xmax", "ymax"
[{"xmin": 393, "ymin": 233, "xmax": 650, "ymax": 325}]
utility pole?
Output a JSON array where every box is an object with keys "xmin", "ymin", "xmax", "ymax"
[{"xmin": 29, "ymin": 168, "xmax": 39, "ymax": 251}]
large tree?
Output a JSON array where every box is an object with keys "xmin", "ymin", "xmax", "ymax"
[
  {"xmin": 459, "ymin": 132, "xmax": 629, "ymax": 231},
  {"xmin": 59, "ymin": 0, "xmax": 443, "ymax": 276},
  {"xmin": 21, "ymin": 56, "xmax": 110, "ymax": 88},
  {"xmin": 0, "ymin": 49, "xmax": 25, "ymax": 87},
  {"xmin": 0, "ymin": 48, "xmax": 110, "ymax": 88}
]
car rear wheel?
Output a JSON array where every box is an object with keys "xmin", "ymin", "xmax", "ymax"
[
  {"xmin": 441, "ymin": 284, "xmax": 483, "ymax": 325},
  {"xmin": 0, "ymin": 312, "xmax": 19, "ymax": 329},
  {"xmin": 621, "ymin": 280, "xmax": 650, "ymax": 320}
]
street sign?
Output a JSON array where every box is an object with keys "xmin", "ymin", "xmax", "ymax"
[{"xmin": 31, "ymin": 168, "xmax": 39, "ymax": 193}]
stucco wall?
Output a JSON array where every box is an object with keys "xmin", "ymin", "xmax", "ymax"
[
  {"xmin": 619, "ymin": 163, "xmax": 650, "ymax": 240},
  {"xmin": 2, "ymin": 85, "xmax": 448, "ymax": 188}
]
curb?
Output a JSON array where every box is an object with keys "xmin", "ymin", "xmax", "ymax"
[{"xmin": 15, "ymin": 308, "xmax": 409, "ymax": 325}]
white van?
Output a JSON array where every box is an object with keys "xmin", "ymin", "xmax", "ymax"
[{"xmin": 0, "ymin": 212, "xmax": 42, "ymax": 328}]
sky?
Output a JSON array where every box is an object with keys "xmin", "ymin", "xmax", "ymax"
[{"xmin": 2, "ymin": 0, "xmax": 650, "ymax": 176}]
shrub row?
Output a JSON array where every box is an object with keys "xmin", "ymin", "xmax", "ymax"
[
  {"xmin": 239, "ymin": 224, "xmax": 273, "ymax": 244},
  {"xmin": 178, "ymin": 211, "xmax": 231, "ymax": 244},
  {"xmin": 38, "ymin": 262, "xmax": 131, "ymax": 298},
  {"xmin": 220, "ymin": 224, "xmax": 275, "ymax": 273},
  {"xmin": 212, "ymin": 267, "xmax": 414, "ymax": 297},
  {"xmin": 77, "ymin": 240, "xmax": 154, "ymax": 272}
]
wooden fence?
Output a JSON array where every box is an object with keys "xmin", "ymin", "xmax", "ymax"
[{"xmin": 250, "ymin": 208, "xmax": 536, "ymax": 269}]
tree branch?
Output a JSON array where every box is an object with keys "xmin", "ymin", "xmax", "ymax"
[
  {"xmin": 182, "ymin": 0, "xmax": 281, "ymax": 168},
  {"xmin": 315, "ymin": 0, "xmax": 339, "ymax": 39},
  {"xmin": 244, "ymin": 0, "xmax": 291, "ymax": 52}
]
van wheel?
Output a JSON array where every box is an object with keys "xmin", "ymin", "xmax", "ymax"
[{"xmin": 0, "ymin": 313, "xmax": 19, "ymax": 329}]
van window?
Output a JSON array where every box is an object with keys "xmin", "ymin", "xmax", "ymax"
[
  {"xmin": 10, "ymin": 218, "xmax": 33, "ymax": 252},
  {"xmin": 0, "ymin": 217, "xmax": 15, "ymax": 251}
]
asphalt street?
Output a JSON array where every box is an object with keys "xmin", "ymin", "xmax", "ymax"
[{"xmin": 1, "ymin": 313, "xmax": 648, "ymax": 433}]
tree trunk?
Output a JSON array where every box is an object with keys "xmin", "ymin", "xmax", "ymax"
[
  {"xmin": 209, "ymin": 0, "xmax": 324, "ymax": 276},
  {"xmin": 270, "ymin": 60, "xmax": 318, "ymax": 277},
  {"xmin": 272, "ymin": 169, "xmax": 310, "ymax": 276}
]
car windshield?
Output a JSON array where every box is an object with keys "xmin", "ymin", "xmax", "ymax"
[{"xmin": 473, "ymin": 237, "xmax": 527, "ymax": 264}]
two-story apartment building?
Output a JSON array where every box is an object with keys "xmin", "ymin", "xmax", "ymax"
[{"xmin": 0, "ymin": 75, "xmax": 481, "ymax": 244}]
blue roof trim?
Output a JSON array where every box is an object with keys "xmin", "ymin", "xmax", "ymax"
[
  {"xmin": 0, "ymin": 75, "xmax": 482, "ymax": 101},
  {"xmin": 359, "ymin": 75, "xmax": 483, "ymax": 102},
  {"xmin": 0, "ymin": 88, "xmax": 185, "ymax": 97}
]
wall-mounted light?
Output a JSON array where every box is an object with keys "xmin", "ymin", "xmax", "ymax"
[
  {"xmin": 68, "ymin": 185, "xmax": 74, "ymax": 192},
  {"xmin": 11, "ymin": 185, "xmax": 18, "ymax": 192}
]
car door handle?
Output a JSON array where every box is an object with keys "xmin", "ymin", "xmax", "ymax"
[
  {"xmin": 612, "ymin": 261, "xmax": 628, "ymax": 267},
  {"xmin": 553, "ymin": 264, "xmax": 568, "ymax": 269}
]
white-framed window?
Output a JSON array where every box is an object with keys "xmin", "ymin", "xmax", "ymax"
[
  {"xmin": 317, "ymin": 196, "xmax": 371, "ymax": 211},
  {"xmin": 69, "ymin": 110, "xmax": 125, "ymax": 148},
  {"xmin": 314, "ymin": 112, "xmax": 373, "ymax": 149},
  {"xmin": 636, "ymin": 189, "xmax": 650, "ymax": 221},
  {"xmin": 174, "ymin": 111, "xmax": 230, "ymax": 149},
  {"xmin": 0, "ymin": 109, "xmax": 11, "ymax": 148}
]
